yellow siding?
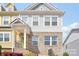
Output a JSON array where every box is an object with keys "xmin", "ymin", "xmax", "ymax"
[
  {"xmin": 0, "ymin": 16, "xmax": 1, "ymax": 26},
  {"xmin": 0, "ymin": 31, "xmax": 13, "ymax": 48}
]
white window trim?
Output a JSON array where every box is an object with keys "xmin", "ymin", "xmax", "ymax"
[
  {"xmin": 2, "ymin": 16, "xmax": 10, "ymax": 26},
  {"xmin": 44, "ymin": 15, "xmax": 58, "ymax": 27},
  {"xmin": 0, "ymin": 32, "xmax": 11, "ymax": 42},
  {"xmin": 32, "ymin": 15, "xmax": 39, "ymax": 26},
  {"xmin": 44, "ymin": 35, "xmax": 58, "ymax": 46}
]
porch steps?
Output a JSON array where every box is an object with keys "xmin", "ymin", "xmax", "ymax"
[{"xmin": 14, "ymin": 48, "xmax": 30, "ymax": 56}]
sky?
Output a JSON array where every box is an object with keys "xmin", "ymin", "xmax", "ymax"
[{"xmin": 13, "ymin": 3, "xmax": 79, "ymax": 42}]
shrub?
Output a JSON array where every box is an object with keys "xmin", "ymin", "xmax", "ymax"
[
  {"xmin": 2, "ymin": 52, "xmax": 23, "ymax": 56},
  {"xmin": 63, "ymin": 52, "xmax": 69, "ymax": 56},
  {"xmin": 48, "ymin": 49, "xmax": 55, "ymax": 56},
  {"xmin": 0, "ymin": 45, "xmax": 2, "ymax": 56}
]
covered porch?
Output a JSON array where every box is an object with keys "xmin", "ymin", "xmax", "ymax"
[{"xmin": 11, "ymin": 18, "xmax": 31, "ymax": 50}]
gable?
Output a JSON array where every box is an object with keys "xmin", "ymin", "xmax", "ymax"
[
  {"xmin": 31, "ymin": 4, "xmax": 51, "ymax": 11},
  {"xmin": 25, "ymin": 3, "xmax": 57, "ymax": 11},
  {"xmin": 11, "ymin": 18, "xmax": 26, "ymax": 25}
]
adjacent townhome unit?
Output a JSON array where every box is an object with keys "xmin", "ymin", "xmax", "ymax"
[
  {"xmin": 63, "ymin": 28, "xmax": 79, "ymax": 56},
  {"xmin": 0, "ymin": 3, "xmax": 64, "ymax": 56}
]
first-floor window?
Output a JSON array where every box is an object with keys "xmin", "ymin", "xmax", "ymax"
[
  {"xmin": 52, "ymin": 36, "xmax": 57, "ymax": 45},
  {"xmin": 44, "ymin": 36, "xmax": 50, "ymax": 45},
  {"xmin": 0, "ymin": 32, "xmax": 10, "ymax": 42},
  {"xmin": 44, "ymin": 35, "xmax": 58, "ymax": 46},
  {"xmin": 32, "ymin": 35, "xmax": 38, "ymax": 46},
  {"xmin": 4, "ymin": 33, "xmax": 9, "ymax": 41},
  {"xmin": 0, "ymin": 33, "xmax": 3, "ymax": 41}
]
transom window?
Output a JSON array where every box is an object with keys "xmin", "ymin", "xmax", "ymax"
[
  {"xmin": 52, "ymin": 17, "xmax": 57, "ymax": 26},
  {"xmin": 32, "ymin": 35, "xmax": 38, "ymax": 46},
  {"xmin": 33, "ymin": 16, "xmax": 38, "ymax": 26},
  {"xmin": 44, "ymin": 36, "xmax": 50, "ymax": 45},
  {"xmin": 0, "ymin": 32, "xmax": 10, "ymax": 42},
  {"xmin": 45, "ymin": 17, "xmax": 50, "ymax": 26},
  {"xmin": 3, "ymin": 16, "xmax": 9, "ymax": 25}
]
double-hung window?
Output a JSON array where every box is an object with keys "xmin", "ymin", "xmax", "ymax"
[
  {"xmin": 3, "ymin": 16, "xmax": 9, "ymax": 25},
  {"xmin": 52, "ymin": 36, "xmax": 57, "ymax": 45},
  {"xmin": 44, "ymin": 36, "xmax": 50, "ymax": 45},
  {"xmin": 52, "ymin": 17, "xmax": 57, "ymax": 26},
  {"xmin": 0, "ymin": 32, "xmax": 10, "ymax": 42},
  {"xmin": 4, "ymin": 33, "xmax": 9, "ymax": 41},
  {"xmin": 0, "ymin": 33, "xmax": 3, "ymax": 41},
  {"xmin": 44, "ymin": 35, "xmax": 58, "ymax": 46},
  {"xmin": 32, "ymin": 35, "xmax": 38, "ymax": 47},
  {"xmin": 45, "ymin": 17, "xmax": 50, "ymax": 26},
  {"xmin": 33, "ymin": 16, "xmax": 38, "ymax": 26}
]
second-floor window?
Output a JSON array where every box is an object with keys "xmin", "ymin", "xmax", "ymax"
[
  {"xmin": 45, "ymin": 17, "xmax": 50, "ymax": 26},
  {"xmin": 3, "ymin": 16, "xmax": 9, "ymax": 25},
  {"xmin": 33, "ymin": 16, "xmax": 38, "ymax": 26},
  {"xmin": 52, "ymin": 17, "xmax": 57, "ymax": 26}
]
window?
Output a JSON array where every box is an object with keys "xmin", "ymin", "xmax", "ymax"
[
  {"xmin": 33, "ymin": 16, "xmax": 38, "ymax": 26},
  {"xmin": 4, "ymin": 33, "xmax": 9, "ymax": 41},
  {"xmin": 3, "ymin": 16, "xmax": 9, "ymax": 25},
  {"xmin": 0, "ymin": 33, "xmax": 3, "ymax": 41},
  {"xmin": 52, "ymin": 17, "xmax": 57, "ymax": 26},
  {"xmin": 52, "ymin": 36, "xmax": 57, "ymax": 45},
  {"xmin": 32, "ymin": 35, "xmax": 38, "ymax": 46},
  {"xmin": 45, "ymin": 17, "xmax": 50, "ymax": 26},
  {"xmin": 22, "ymin": 16, "xmax": 27, "ymax": 22},
  {"xmin": 44, "ymin": 36, "xmax": 50, "ymax": 45},
  {"xmin": 44, "ymin": 35, "xmax": 58, "ymax": 46},
  {"xmin": 0, "ymin": 33, "xmax": 10, "ymax": 42}
]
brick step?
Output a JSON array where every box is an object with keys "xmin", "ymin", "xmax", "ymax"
[{"xmin": 14, "ymin": 48, "xmax": 30, "ymax": 55}]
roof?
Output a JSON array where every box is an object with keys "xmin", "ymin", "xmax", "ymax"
[
  {"xmin": 24, "ymin": 3, "xmax": 64, "ymax": 13},
  {"xmin": 0, "ymin": 4, "xmax": 5, "ymax": 11},
  {"xmin": 63, "ymin": 28, "xmax": 79, "ymax": 45}
]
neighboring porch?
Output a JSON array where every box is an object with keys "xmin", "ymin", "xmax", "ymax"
[{"xmin": 10, "ymin": 18, "xmax": 38, "ymax": 55}]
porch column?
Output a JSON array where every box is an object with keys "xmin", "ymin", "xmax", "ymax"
[{"xmin": 24, "ymin": 29, "xmax": 26, "ymax": 49}]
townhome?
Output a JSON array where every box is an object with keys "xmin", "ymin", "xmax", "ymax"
[
  {"xmin": 0, "ymin": 3, "xmax": 64, "ymax": 56},
  {"xmin": 63, "ymin": 28, "xmax": 79, "ymax": 56}
]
